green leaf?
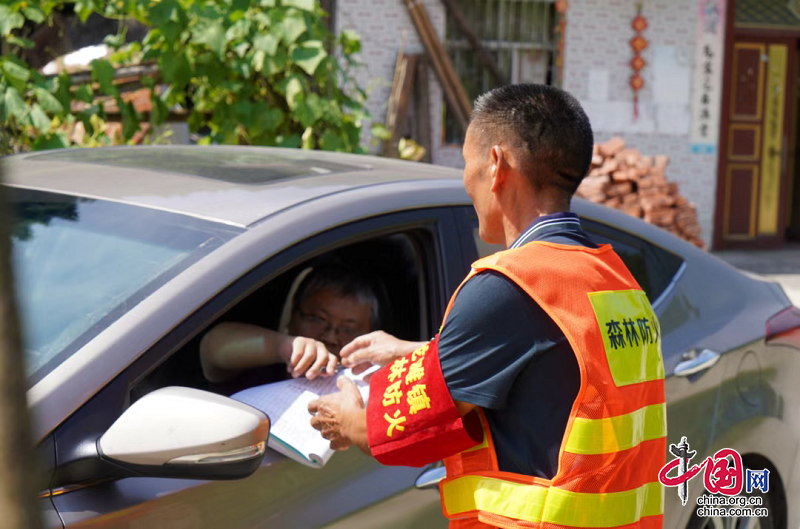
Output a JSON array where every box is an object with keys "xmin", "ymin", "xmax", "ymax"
[
  {"xmin": 53, "ymin": 73, "xmax": 73, "ymax": 109},
  {"xmin": 32, "ymin": 132, "xmax": 70, "ymax": 151},
  {"xmin": 276, "ymin": 133, "xmax": 301, "ymax": 148},
  {"xmin": 226, "ymin": 18, "xmax": 251, "ymax": 41},
  {"xmin": 104, "ymin": 33, "xmax": 126, "ymax": 49},
  {"xmin": 252, "ymin": 11, "xmax": 271, "ymax": 30},
  {"xmin": 91, "ymin": 59, "xmax": 118, "ymax": 96},
  {"xmin": 253, "ymin": 50, "xmax": 267, "ymax": 72},
  {"xmin": 234, "ymin": 58, "xmax": 252, "ymax": 78},
  {"xmin": 284, "ymin": 76, "xmax": 303, "ymax": 110},
  {"xmin": 29, "ymin": 103, "xmax": 52, "ymax": 134},
  {"xmin": 253, "ymin": 33, "xmax": 279, "ymax": 56},
  {"xmin": 370, "ymin": 123, "xmax": 391, "ymax": 140},
  {"xmin": 2, "ymin": 59, "xmax": 31, "ymax": 92},
  {"xmin": 22, "ymin": 6, "xmax": 46, "ymax": 24},
  {"xmin": 291, "ymin": 40, "xmax": 327, "ymax": 75},
  {"xmin": 301, "ymin": 126, "xmax": 314, "ymax": 149},
  {"xmin": 320, "ymin": 128, "xmax": 343, "ymax": 151},
  {"xmin": 74, "ymin": 84, "xmax": 94, "ymax": 103},
  {"xmin": 160, "ymin": 50, "xmax": 191, "ymax": 89},
  {"xmin": 233, "ymin": 0, "xmax": 252, "ymax": 11},
  {"xmin": 234, "ymin": 42, "xmax": 250, "ymax": 58},
  {"xmin": 150, "ymin": 91, "xmax": 169, "ymax": 125},
  {"xmin": 0, "ymin": 6, "xmax": 25, "ymax": 36},
  {"xmin": 193, "ymin": 19, "xmax": 226, "ymax": 59},
  {"xmin": 280, "ymin": 13, "xmax": 307, "ymax": 45},
  {"xmin": 283, "ymin": 0, "xmax": 316, "ymax": 11},
  {"xmin": 149, "ymin": 0, "xmax": 183, "ymax": 28},
  {"xmin": 7, "ymin": 35, "xmax": 34, "ymax": 49},
  {"xmin": 340, "ymin": 29, "xmax": 362, "ymax": 55},
  {"xmin": 35, "ymin": 87, "xmax": 64, "ymax": 115},
  {"xmin": 74, "ymin": 0, "xmax": 96, "ymax": 22},
  {"xmin": 4, "ymin": 87, "xmax": 27, "ymax": 121},
  {"xmin": 260, "ymin": 107, "xmax": 284, "ymax": 132},
  {"xmin": 305, "ymin": 93, "xmax": 324, "ymax": 119},
  {"xmin": 121, "ymin": 101, "xmax": 140, "ymax": 140}
]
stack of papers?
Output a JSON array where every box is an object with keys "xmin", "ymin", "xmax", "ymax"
[{"xmin": 231, "ymin": 367, "xmax": 375, "ymax": 468}]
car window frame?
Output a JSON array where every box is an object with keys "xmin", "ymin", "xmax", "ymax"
[
  {"xmin": 125, "ymin": 206, "xmax": 464, "ymax": 392},
  {"xmin": 47, "ymin": 206, "xmax": 465, "ymax": 495}
]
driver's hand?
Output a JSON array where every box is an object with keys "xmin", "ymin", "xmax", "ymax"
[{"xmin": 280, "ymin": 336, "xmax": 338, "ymax": 380}]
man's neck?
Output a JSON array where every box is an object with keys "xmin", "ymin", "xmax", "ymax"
[{"xmin": 502, "ymin": 210, "xmax": 570, "ymax": 248}]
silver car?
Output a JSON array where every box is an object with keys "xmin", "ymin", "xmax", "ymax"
[{"xmin": 6, "ymin": 146, "xmax": 799, "ymax": 529}]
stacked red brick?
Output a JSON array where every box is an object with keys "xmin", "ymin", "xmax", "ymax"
[{"xmin": 576, "ymin": 136, "xmax": 705, "ymax": 249}]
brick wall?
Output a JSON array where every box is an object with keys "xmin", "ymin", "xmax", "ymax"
[
  {"xmin": 336, "ymin": 0, "xmax": 718, "ymax": 246},
  {"xmin": 564, "ymin": 0, "xmax": 719, "ymax": 247},
  {"xmin": 335, "ymin": 0, "xmax": 465, "ymax": 167}
]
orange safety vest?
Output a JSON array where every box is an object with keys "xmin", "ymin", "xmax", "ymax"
[{"xmin": 438, "ymin": 241, "xmax": 667, "ymax": 529}]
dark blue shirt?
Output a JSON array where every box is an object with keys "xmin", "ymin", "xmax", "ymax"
[{"xmin": 439, "ymin": 212, "xmax": 597, "ymax": 478}]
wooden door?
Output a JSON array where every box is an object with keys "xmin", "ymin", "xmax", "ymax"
[{"xmin": 719, "ymin": 38, "xmax": 794, "ymax": 248}]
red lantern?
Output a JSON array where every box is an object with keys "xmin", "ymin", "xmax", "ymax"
[
  {"xmin": 632, "ymin": 14, "xmax": 648, "ymax": 33},
  {"xmin": 630, "ymin": 56, "xmax": 647, "ymax": 71},
  {"xmin": 629, "ymin": 3, "xmax": 648, "ymax": 119},
  {"xmin": 630, "ymin": 35, "xmax": 649, "ymax": 54},
  {"xmin": 629, "ymin": 74, "xmax": 645, "ymax": 91}
]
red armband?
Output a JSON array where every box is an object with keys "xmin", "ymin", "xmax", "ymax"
[{"xmin": 366, "ymin": 335, "xmax": 483, "ymax": 467}]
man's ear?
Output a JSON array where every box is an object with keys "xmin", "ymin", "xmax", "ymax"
[{"xmin": 489, "ymin": 145, "xmax": 507, "ymax": 192}]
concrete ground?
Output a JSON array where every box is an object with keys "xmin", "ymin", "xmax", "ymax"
[{"xmin": 714, "ymin": 243, "xmax": 800, "ymax": 307}]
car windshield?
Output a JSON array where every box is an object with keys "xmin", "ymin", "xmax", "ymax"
[{"xmin": 9, "ymin": 188, "xmax": 242, "ymax": 385}]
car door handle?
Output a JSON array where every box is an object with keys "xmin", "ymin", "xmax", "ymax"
[
  {"xmin": 673, "ymin": 349, "xmax": 721, "ymax": 377},
  {"xmin": 415, "ymin": 465, "xmax": 446, "ymax": 490}
]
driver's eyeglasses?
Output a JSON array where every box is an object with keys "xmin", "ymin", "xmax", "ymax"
[{"xmin": 295, "ymin": 307, "xmax": 361, "ymax": 342}]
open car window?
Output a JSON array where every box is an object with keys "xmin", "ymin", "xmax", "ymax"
[{"xmin": 130, "ymin": 220, "xmax": 447, "ymax": 401}]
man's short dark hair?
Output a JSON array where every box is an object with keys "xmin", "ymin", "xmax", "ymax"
[
  {"xmin": 470, "ymin": 84, "xmax": 594, "ymax": 200},
  {"xmin": 293, "ymin": 264, "xmax": 380, "ymax": 330}
]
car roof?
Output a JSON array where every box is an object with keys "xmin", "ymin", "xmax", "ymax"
[{"xmin": 4, "ymin": 146, "xmax": 462, "ymax": 227}]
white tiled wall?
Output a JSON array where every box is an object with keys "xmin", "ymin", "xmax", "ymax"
[{"xmin": 563, "ymin": 0, "xmax": 718, "ymax": 246}]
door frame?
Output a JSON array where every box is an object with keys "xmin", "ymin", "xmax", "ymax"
[{"xmin": 714, "ymin": 4, "xmax": 798, "ymax": 249}]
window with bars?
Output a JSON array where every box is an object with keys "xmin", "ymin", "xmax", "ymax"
[{"xmin": 443, "ymin": 0, "xmax": 558, "ymax": 144}]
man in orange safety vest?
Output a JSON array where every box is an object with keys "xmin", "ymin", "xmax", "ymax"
[{"xmin": 309, "ymin": 83, "xmax": 666, "ymax": 529}]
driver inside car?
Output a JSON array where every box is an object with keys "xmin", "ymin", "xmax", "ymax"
[{"xmin": 200, "ymin": 264, "xmax": 380, "ymax": 385}]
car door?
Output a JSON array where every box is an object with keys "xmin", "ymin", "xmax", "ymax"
[{"xmin": 49, "ymin": 207, "xmax": 463, "ymax": 529}]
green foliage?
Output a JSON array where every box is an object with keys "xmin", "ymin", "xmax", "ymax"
[{"xmin": 1, "ymin": 0, "xmax": 371, "ymax": 154}]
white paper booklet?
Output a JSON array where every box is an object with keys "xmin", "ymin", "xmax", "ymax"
[{"xmin": 230, "ymin": 367, "xmax": 374, "ymax": 468}]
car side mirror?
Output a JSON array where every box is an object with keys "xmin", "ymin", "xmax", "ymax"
[{"xmin": 98, "ymin": 387, "xmax": 270, "ymax": 480}]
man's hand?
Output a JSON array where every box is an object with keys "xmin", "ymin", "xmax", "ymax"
[
  {"xmin": 340, "ymin": 331, "xmax": 426, "ymax": 375},
  {"xmin": 279, "ymin": 335, "xmax": 338, "ymax": 380},
  {"xmin": 308, "ymin": 377, "xmax": 369, "ymax": 452}
]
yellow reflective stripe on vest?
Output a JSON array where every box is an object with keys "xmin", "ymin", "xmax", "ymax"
[
  {"xmin": 565, "ymin": 403, "xmax": 667, "ymax": 455},
  {"xmin": 587, "ymin": 290, "xmax": 664, "ymax": 387},
  {"xmin": 442, "ymin": 478, "xmax": 663, "ymax": 527}
]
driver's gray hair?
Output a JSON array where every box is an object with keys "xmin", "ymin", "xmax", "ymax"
[{"xmin": 292, "ymin": 265, "xmax": 380, "ymax": 330}]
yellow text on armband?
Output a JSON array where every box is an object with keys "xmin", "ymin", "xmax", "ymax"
[
  {"xmin": 412, "ymin": 344, "xmax": 429, "ymax": 361},
  {"xmin": 385, "ymin": 409, "xmax": 407, "ymax": 437},
  {"xmin": 388, "ymin": 357, "xmax": 409, "ymax": 383},
  {"xmin": 382, "ymin": 380, "xmax": 403, "ymax": 407},
  {"xmin": 407, "ymin": 384, "xmax": 431, "ymax": 415},
  {"xmin": 405, "ymin": 358, "xmax": 425, "ymax": 384}
]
